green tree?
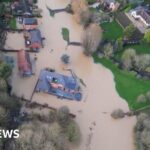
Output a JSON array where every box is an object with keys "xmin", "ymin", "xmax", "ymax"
[
  {"xmin": 0, "ymin": 63, "xmax": 12, "ymax": 79},
  {"xmin": 144, "ymin": 30, "xmax": 150, "ymax": 44},
  {"xmin": 124, "ymin": 24, "xmax": 136, "ymax": 39}
]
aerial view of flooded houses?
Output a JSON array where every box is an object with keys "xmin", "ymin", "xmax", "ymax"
[{"xmin": 0, "ymin": 0, "xmax": 150, "ymax": 150}]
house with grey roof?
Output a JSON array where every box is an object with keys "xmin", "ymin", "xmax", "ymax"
[
  {"xmin": 25, "ymin": 29, "xmax": 42, "ymax": 51},
  {"xmin": 23, "ymin": 18, "xmax": 38, "ymax": 30},
  {"xmin": 131, "ymin": 6, "xmax": 150, "ymax": 27}
]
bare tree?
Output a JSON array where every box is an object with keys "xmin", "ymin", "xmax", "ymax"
[
  {"xmin": 71, "ymin": 0, "xmax": 88, "ymax": 24},
  {"xmin": 82, "ymin": 23, "xmax": 102, "ymax": 56}
]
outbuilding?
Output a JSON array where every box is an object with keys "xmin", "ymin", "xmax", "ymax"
[{"xmin": 17, "ymin": 49, "xmax": 32, "ymax": 76}]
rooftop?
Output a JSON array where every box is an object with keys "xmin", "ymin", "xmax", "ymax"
[
  {"xmin": 137, "ymin": 10, "xmax": 150, "ymax": 24},
  {"xmin": 35, "ymin": 70, "xmax": 82, "ymax": 101},
  {"xmin": 23, "ymin": 18, "xmax": 38, "ymax": 25}
]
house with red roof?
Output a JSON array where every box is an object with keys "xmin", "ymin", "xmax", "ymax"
[{"xmin": 17, "ymin": 50, "xmax": 32, "ymax": 76}]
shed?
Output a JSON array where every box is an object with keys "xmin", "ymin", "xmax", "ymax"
[
  {"xmin": 17, "ymin": 50, "xmax": 32, "ymax": 76},
  {"xmin": 23, "ymin": 18, "xmax": 38, "ymax": 30},
  {"xmin": 25, "ymin": 29, "xmax": 42, "ymax": 51}
]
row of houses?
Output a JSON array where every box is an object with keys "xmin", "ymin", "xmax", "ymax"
[
  {"xmin": 13, "ymin": 1, "xmax": 83, "ymax": 101},
  {"xmin": 18, "ymin": 15, "xmax": 43, "ymax": 76},
  {"xmin": 23, "ymin": 18, "xmax": 42, "ymax": 51}
]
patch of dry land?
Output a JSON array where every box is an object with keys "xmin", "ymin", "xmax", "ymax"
[{"xmin": 9, "ymin": 0, "xmax": 137, "ymax": 150}]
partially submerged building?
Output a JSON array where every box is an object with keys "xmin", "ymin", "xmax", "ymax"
[
  {"xmin": 35, "ymin": 70, "xmax": 82, "ymax": 101},
  {"xmin": 25, "ymin": 29, "xmax": 42, "ymax": 51},
  {"xmin": 17, "ymin": 49, "xmax": 32, "ymax": 77},
  {"xmin": 23, "ymin": 18, "xmax": 38, "ymax": 30}
]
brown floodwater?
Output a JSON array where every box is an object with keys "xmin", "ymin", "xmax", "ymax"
[{"xmin": 8, "ymin": 0, "xmax": 137, "ymax": 150}]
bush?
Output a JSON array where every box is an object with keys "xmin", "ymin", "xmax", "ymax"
[
  {"xmin": 79, "ymin": 10, "xmax": 91, "ymax": 27},
  {"xmin": 141, "ymin": 129, "xmax": 150, "ymax": 149},
  {"xmin": 146, "ymin": 91, "xmax": 150, "ymax": 101},
  {"xmin": 135, "ymin": 113, "xmax": 150, "ymax": 150},
  {"xmin": 61, "ymin": 54, "xmax": 70, "ymax": 64},
  {"xmin": 0, "ymin": 106, "xmax": 8, "ymax": 127},
  {"xmin": 103, "ymin": 43, "xmax": 114, "ymax": 58},
  {"xmin": 111, "ymin": 109, "xmax": 125, "ymax": 119},
  {"xmin": 33, "ymin": 0, "xmax": 37, "ymax": 3},
  {"xmin": 62, "ymin": 28, "xmax": 70, "ymax": 43},
  {"xmin": 86, "ymin": 0, "xmax": 97, "ymax": 4},
  {"xmin": 137, "ymin": 113, "xmax": 148, "ymax": 123},
  {"xmin": 0, "ymin": 78, "xmax": 7, "ymax": 92},
  {"xmin": 65, "ymin": 120, "xmax": 80, "ymax": 143},
  {"xmin": 143, "ymin": 118, "xmax": 150, "ymax": 130},
  {"xmin": 11, "ymin": 121, "xmax": 67, "ymax": 150},
  {"xmin": 48, "ymin": 110, "xmax": 56, "ymax": 123},
  {"xmin": 137, "ymin": 94, "xmax": 147, "ymax": 103},
  {"xmin": 0, "ymin": 63, "xmax": 12, "ymax": 79},
  {"xmin": 71, "ymin": 0, "xmax": 88, "ymax": 24},
  {"xmin": 144, "ymin": 30, "xmax": 150, "ymax": 44},
  {"xmin": 134, "ymin": 54, "xmax": 150, "ymax": 72},
  {"xmin": 57, "ymin": 106, "xmax": 70, "ymax": 127},
  {"xmin": 124, "ymin": 24, "xmax": 136, "ymax": 39},
  {"xmin": 121, "ymin": 48, "xmax": 136, "ymax": 70},
  {"xmin": 116, "ymin": 38, "xmax": 123, "ymax": 51}
]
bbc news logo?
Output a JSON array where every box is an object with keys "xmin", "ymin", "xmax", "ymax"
[{"xmin": 0, "ymin": 130, "xmax": 19, "ymax": 139}]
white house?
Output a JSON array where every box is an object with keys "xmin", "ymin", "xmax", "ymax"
[{"xmin": 131, "ymin": 7, "xmax": 150, "ymax": 27}]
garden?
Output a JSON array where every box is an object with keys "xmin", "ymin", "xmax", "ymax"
[
  {"xmin": 101, "ymin": 20, "xmax": 123, "ymax": 40},
  {"xmin": 94, "ymin": 55, "xmax": 150, "ymax": 110},
  {"xmin": 94, "ymin": 6, "xmax": 150, "ymax": 111}
]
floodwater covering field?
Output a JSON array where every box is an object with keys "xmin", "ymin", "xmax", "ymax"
[{"xmin": 9, "ymin": 0, "xmax": 137, "ymax": 150}]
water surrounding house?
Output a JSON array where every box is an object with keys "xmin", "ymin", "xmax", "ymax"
[{"xmin": 35, "ymin": 69, "xmax": 82, "ymax": 101}]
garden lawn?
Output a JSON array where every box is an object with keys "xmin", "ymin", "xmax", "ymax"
[
  {"xmin": 101, "ymin": 21, "xmax": 123, "ymax": 40},
  {"xmin": 124, "ymin": 43, "xmax": 150, "ymax": 54},
  {"xmin": 114, "ymin": 43, "xmax": 150, "ymax": 61},
  {"xmin": 9, "ymin": 18, "xmax": 16, "ymax": 29},
  {"xmin": 93, "ymin": 55, "xmax": 150, "ymax": 110}
]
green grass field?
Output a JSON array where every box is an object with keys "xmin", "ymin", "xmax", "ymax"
[
  {"xmin": 101, "ymin": 21, "xmax": 123, "ymax": 40},
  {"xmin": 93, "ymin": 55, "xmax": 150, "ymax": 110}
]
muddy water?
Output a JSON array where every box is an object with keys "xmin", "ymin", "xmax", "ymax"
[{"xmin": 10, "ymin": 0, "xmax": 137, "ymax": 150}]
